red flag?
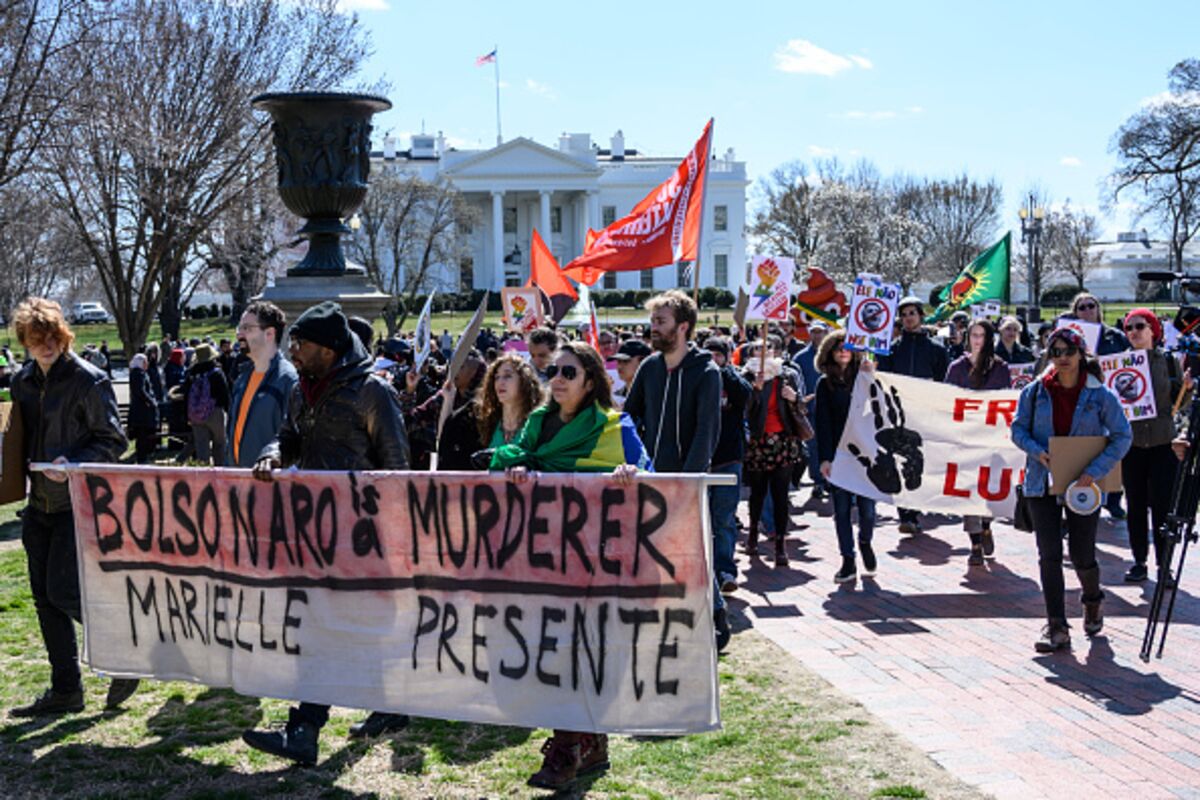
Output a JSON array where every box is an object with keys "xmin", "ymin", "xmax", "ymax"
[
  {"xmin": 563, "ymin": 120, "xmax": 712, "ymax": 286},
  {"xmin": 525, "ymin": 229, "xmax": 578, "ymax": 324}
]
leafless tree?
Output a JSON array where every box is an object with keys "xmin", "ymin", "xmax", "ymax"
[
  {"xmin": 1045, "ymin": 202, "xmax": 1103, "ymax": 290},
  {"xmin": 1109, "ymin": 58, "xmax": 1200, "ymax": 273},
  {"xmin": 0, "ymin": 178, "xmax": 92, "ymax": 312},
  {"xmin": 904, "ymin": 174, "xmax": 1004, "ymax": 281},
  {"xmin": 41, "ymin": 0, "xmax": 375, "ymax": 351},
  {"xmin": 747, "ymin": 162, "xmax": 820, "ymax": 262}
]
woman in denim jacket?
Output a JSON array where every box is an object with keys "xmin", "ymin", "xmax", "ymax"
[{"xmin": 1012, "ymin": 328, "xmax": 1132, "ymax": 653}]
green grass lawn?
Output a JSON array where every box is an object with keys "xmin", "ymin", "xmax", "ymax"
[{"xmin": 0, "ymin": 508, "xmax": 979, "ymax": 799}]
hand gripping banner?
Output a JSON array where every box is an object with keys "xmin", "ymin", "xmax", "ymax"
[
  {"xmin": 65, "ymin": 466, "xmax": 720, "ymax": 735},
  {"xmin": 830, "ymin": 372, "xmax": 1025, "ymax": 518}
]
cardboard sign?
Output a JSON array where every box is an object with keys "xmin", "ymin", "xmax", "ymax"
[
  {"xmin": 845, "ymin": 274, "xmax": 900, "ymax": 355},
  {"xmin": 1048, "ymin": 436, "xmax": 1123, "ymax": 494},
  {"xmin": 1053, "ymin": 319, "xmax": 1102, "ymax": 355},
  {"xmin": 744, "ymin": 255, "xmax": 794, "ymax": 322},
  {"xmin": 501, "ymin": 288, "xmax": 542, "ymax": 334},
  {"xmin": 68, "ymin": 467, "xmax": 719, "ymax": 735},
  {"xmin": 1098, "ymin": 349, "xmax": 1157, "ymax": 422}
]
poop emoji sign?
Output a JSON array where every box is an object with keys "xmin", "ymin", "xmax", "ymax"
[
  {"xmin": 845, "ymin": 274, "xmax": 900, "ymax": 355},
  {"xmin": 789, "ymin": 266, "xmax": 848, "ymax": 341},
  {"xmin": 1098, "ymin": 349, "xmax": 1157, "ymax": 422},
  {"xmin": 501, "ymin": 287, "xmax": 542, "ymax": 334},
  {"xmin": 744, "ymin": 255, "xmax": 795, "ymax": 321}
]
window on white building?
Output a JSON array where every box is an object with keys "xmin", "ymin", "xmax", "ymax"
[
  {"xmin": 714, "ymin": 253, "xmax": 728, "ymax": 287},
  {"xmin": 714, "ymin": 205, "xmax": 728, "ymax": 232},
  {"xmin": 602, "ymin": 206, "xmax": 616, "ymax": 226},
  {"xmin": 603, "ymin": 271, "xmax": 617, "ymax": 289},
  {"xmin": 503, "ymin": 208, "xmax": 517, "ymax": 234},
  {"xmin": 551, "ymin": 207, "xmax": 562, "ymax": 234},
  {"xmin": 677, "ymin": 262, "xmax": 691, "ymax": 288},
  {"xmin": 641, "ymin": 269, "xmax": 654, "ymax": 290}
]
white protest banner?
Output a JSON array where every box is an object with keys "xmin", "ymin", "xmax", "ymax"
[
  {"xmin": 830, "ymin": 371, "xmax": 1025, "ymax": 517},
  {"xmin": 845, "ymin": 274, "xmax": 900, "ymax": 355},
  {"xmin": 68, "ymin": 466, "xmax": 719, "ymax": 735},
  {"xmin": 501, "ymin": 287, "xmax": 542, "ymax": 334},
  {"xmin": 1053, "ymin": 318, "xmax": 1101, "ymax": 355},
  {"xmin": 744, "ymin": 255, "xmax": 794, "ymax": 321},
  {"xmin": 1098, "ymin": 349, "xmax": 1157, "ymax": 422},
  {"xmin": 1009, "ymin": 362, "xmax": 1038, "ymax": 389},
  {"xmin": 414, "ymin": 294, "xmax": 434, "ymax": 372}
]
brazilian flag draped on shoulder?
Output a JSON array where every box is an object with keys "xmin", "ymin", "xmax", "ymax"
[
  {"xmin": 926, "ymin": 232, "xmax": 1012, "ymax": 323},
  {"xmin": 490, "ymin": 401, "xmax": 652, "ymax": 472}
]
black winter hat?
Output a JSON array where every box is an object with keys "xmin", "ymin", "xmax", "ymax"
[{"xmin": 290, "ymin": 301, "xmax": 352, "ymax": 354}]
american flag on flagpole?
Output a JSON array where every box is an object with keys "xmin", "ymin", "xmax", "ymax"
[{"xmin": 475, "ymin": 49, "xmax": 497, "ymax": 67}]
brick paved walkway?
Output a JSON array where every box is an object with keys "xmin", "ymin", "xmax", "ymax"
[{"xmin": 731, "ymin": 488, "xmax": 1200, "ymax": 800}]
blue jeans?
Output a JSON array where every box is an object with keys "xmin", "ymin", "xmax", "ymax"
[
  {"xmin": 709, "ymin": 463, "xmax": 742, "ymax": 583},
  {"xmin": 832, "ymin": 487, "xmax": 876, "ymax": 558}
]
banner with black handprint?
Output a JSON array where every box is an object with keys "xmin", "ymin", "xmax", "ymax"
[{"xmin": 830, "ymin": 372, "xmax": 1025, "ymax": 518}]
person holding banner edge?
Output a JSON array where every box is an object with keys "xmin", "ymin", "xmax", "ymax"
[
  {"xmin": 1119, "ymin": 308, "xmax": 1190, "ymax": 583},
  {"xmin": 489, "ymin": 340, "xmax": 649, "ymax": 792},
  {"xmin": 1011, "ymin": 327, "xmax": 1132, "ymax": 652},
  {"xmin": 241, "ymin": 301, "xmax": 413, "ymax": 765},
  {"xmin": 945, "ymin": 319, "xmax": 1011, "ymax": 566}
]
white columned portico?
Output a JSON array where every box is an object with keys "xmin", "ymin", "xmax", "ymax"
[
  {"xmin": 491, "ymin": 190, "xmax": 505, "ymax": 290},
  {"xmin": 539, "ymin": 191, "xmax": 552, "ymax": 242}
]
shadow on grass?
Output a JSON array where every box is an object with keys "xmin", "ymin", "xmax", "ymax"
[
  {"xmin": 387, "ymin": 716, "xmax": 532, "ymax": 774},
  {"xmin": 0, "ymin": 517, "xmax": 21, "ymax": 545}
]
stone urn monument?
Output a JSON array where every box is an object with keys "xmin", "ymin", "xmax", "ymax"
[{"xmin": 251, "ymin": 91, "xmax": 392, "ymax": 321}]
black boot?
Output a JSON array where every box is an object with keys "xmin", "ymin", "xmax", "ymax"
[
  {"xmin": 242, "ymin": 708, "xmax": 320, "ymax": 765},
  {"xmin": 1076, "ymin": 565, "xmax": 1104, "ymax": 636},
  {"xmin": 968, "ymin": 533, "xmax": 984, "ymax": 566},
  {"xmin": 11, "ymin": 687, "xmax": 84, "ymax": 718},
  {"xmin": 348, "ymin": 711, "xmax": 411, "ymax": 739}
]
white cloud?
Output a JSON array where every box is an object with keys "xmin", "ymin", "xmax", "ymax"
[
  {"xmin": 773, "ymin": 39, "xmax": 873, "ymax": 76},
  {"xmin": 907, "ymin": 105, "xmax": 924, "ymax": 114},
  {"xmin": 808, "ymin": 144, "xmax": 836, "ymax": 157},
  {"xmin": 1060, "ymin": 156, "xmax": 1083, "ymax": 167},
  {"xmin": 525, "ymin": 78, "xmax": 556, "ymax": 100},
  {"xmin": 337, "ymin": 0, "xmax": 389, "ymax": 9}
]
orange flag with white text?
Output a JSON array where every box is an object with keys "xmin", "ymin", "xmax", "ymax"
[
  {"xmin": 563, "ymin": 119, "xmax": 713, "ymax": 286},
  {"xmin": 525, "ymin": 229, "xmax": 578, "ymax": 323}
]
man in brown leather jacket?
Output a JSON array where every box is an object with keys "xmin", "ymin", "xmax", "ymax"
[
  {"xmin": 242, "ymin": 301, "xmax": 411, "ymax": 765},
  {"xmin": 9, "ymin": 298, "xmax": 135, "ymax": 717}
]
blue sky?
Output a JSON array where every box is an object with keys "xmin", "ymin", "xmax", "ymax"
[{"xmin": 347, "ymin": 0, "xmax": 1197, "ymax": 241}]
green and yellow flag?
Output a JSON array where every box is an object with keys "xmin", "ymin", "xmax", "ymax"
[{"xmin": 926, "ymin": 232, "xmax": 1012, "ymax": 323}]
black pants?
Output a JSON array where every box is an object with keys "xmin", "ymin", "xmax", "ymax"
[
  {"xmin": 1029, "ymin": 495, "xmax": 1102, "ymax": 624},
  {"xmin": 129, "ymin": 424, "xmax": 157, "ymax": 463},
  {"xmin": 748, "ymin": 467, "xmax": 791, "ymax": 542},
  {"xmin": 1123, "ymin": 444, "xmax": 1177, "ymax": 567},
  {"xmin": 22, "ymin": 507, "xmax": 82, "ymax": 692}
]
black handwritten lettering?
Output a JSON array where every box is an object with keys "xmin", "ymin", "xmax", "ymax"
[
  {"xmin": 125, "ymin": 480, "xmax": 153, "ymax": 552},
  {"xmin": 599, "ymin": 487, "xmax": 624, "ymax": 576},
  {"xmin": 412, "ymin": 595, "xmax": 439, "ymax": 669},
  {"xmin": 635, "ymin": 484, "xmax": 674, "ymax": 578},
  {"xmin": 656, "ymin": 608, "xmax": 693, "ymax": 696},
  {"xmin": 447, "ymin": 485, "xmax": 470, "ymax": 568},
  {"xmin": 257, "ymin": 590, "xmax": 277, "ymax": 650},
  {"xmin": 233, "ymin": 589, "xmax": 254, "ymax": 652},
  {"xmin": 268, "ymin": 483, "xmax": 294, "ymax": 570},
  {"xmin": 212, "ymin": 585, "xmax": 234, "ymax": 649},
  {"xmin": 164, "ymin": 576, "xmax": 185, "ymax": 642},
  {"xmin": 619, "ymin": 607, "xmax": 659, "ymax": 700},
  {"xmin": 282, "ymin": 589, "xmax": 306, "ymax": 655},
  {"xmin": 408, "ymin": 480, "xmax": 442, "ymax": 565},
  {"xmin": 172, "ymin": 482, "xmax": 199, "ymax": 557},
  {"xmin": 572, "ymin": 602, "xmax": 607, "ymax": 693},
  {"xmin": 437, "ymin": 601, "xmax": 464, "ymax": 674},
  {"xmin": 181, "ymin": 579, "xmax": 207, "ymax": 645},
  {"xmin": 499, "ymin": 606, "xmax": 528, "ymax": 679},
  {"xmin": 154, "ymin": 478, "xmax": 173, "ymax": 554},
  {"xmin": 496, "ymin": 482, "xmax": 526, "ymax": 570},
  {"xmin": 527, "ymin": 484, "xmax": 556, "ymax": 571},
  {"xmin": 536, "ymin": 606, "xmax": 565, "ymax": 687},
  {"xmin": 125, "ymin": 575, "xmax": 163, "ymax": 646},
  {"xmin": 315, "ymin": 487, "xmax": 338, "ymax": 566},
  {"xmin": 228, "ymin": 485, "xmax": 258, "ymax": 567},
  {"xmin": 560, "ymin": 486, "xmax": 593, "ymax": 575},
  {"xmin": 87, "ymin": 475, "xmax": 122, "ymax": 554},
  {"xmin": 196, "ymin": 485, "xmax": 221, "ymax": 559},
  {"xmin": 289, "ymin": 483, "xmax": 321, "ymax": 568},
  {"xmin": 472, "ymin": 483, "xmax": 499, "ymax": 569}
]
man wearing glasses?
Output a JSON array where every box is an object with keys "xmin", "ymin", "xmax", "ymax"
[
  {"xmin": 225, "ymin": 301, "xmax": 299, "ymax": 468},
  {"xmin": 877, "ymin": 296, "xmax": 949, "ymax": 535}
]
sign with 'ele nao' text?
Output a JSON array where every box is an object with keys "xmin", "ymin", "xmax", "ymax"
[{"xmin": 68, "ymin": 467, "xmax": 719, "ymax": 735}]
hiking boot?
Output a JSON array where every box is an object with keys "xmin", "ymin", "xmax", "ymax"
[
  {"xmin": 528, "ymin": 734, "xmax": 582, "ymax": 790},
  {"xmin": 11, "ymin": 687, "xmax": 84, "ymax": 718},
  {"xmin": 714, "ymin": 607, "xmax": 731, "ymax": 652},
  {"xmin": 968, "ymin": 545, "xmax": 985, "ymax": 567},
  {"xmin": 1125, "ymin": 563, "xmax": 1148, "ymax": 583},
  {"xmin": 578, "ymin": 733, "xmax": 609, "ymax": 776},
  {"xmin": 105, "ymin": 678, "xmax": 140, "ymax": 710},
  {"xmin": 1034, "ymin": 623, "xmax": 1071, "ymax": 653},
  {"xmin": 348, "ymin": 711, "xmax": 410, "ymax": 739},
  {"xmin": 981, "ymin": 528, "xmax": 995, "ymax": 558},
  {"xmin": 1083, "ymin": 600, "xmax": 1104, "ymax": 637},
  {"xmin": 834, "ymin": 557, "xmax": 857, "ymax": 584},
  {"xmin": 859, "ymin": 541, "xmax": 877, "ymax": 576},
  {"xmin": 774, "ymin": 540, "xmax": 789, "ymax": 568},
  {"xmin": 242, "ymin": 712, "xmax": 319, "ymax": 766}
]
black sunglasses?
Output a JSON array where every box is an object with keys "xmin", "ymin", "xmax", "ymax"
[
  {"xmin": 1075, "ymin": 302, "xmax": 1098, "ymax": 312},
  {"xmin": 1049, "ymin": 345, "xmax": 1079, "ymax": 358},
  {"xmin": 545, "ymin": 364, "xmax": 580, "ymax": 381},
  {"xmin": 1125, "ymin": 322, "xmax": 1149, "ymax": 332}
]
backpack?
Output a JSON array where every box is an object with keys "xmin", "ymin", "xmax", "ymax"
[{"xmin": 187, "ymin": 370, "xmax": 217, "ymax": 424}]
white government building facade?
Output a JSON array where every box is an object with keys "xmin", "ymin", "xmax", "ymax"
[{"xmin": 371, "ymin": 130, "xmax": 748, "ymax": 293}]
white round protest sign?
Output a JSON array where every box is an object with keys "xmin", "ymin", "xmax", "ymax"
[{"xmin": 1064, "ymin": 480, "xmax": 1102, "ymax": 516}]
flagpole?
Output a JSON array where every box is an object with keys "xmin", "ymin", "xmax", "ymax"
[
  {"xmin": 691, "ymin": 118, "xmax": 714, "ymax": 310},
  {"xmin": 493, "ymin": 45, "xmax": 502, "ymax": 146}
]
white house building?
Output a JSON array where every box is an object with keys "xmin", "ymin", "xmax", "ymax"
[{"xmin": 371, "ymin": 130, "xmax": 748, "ymax": 293}]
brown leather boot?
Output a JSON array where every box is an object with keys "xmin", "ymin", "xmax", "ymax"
[
  {"xmin": 527, "ymin": 732, "xmax": 582, "ymax": 791},
  {"xmin": 577, "ymin": 733, "xmax": 610, "ymax": 776}
]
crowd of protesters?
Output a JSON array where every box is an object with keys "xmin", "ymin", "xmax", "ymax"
[{"xmin": 3, "ymin": 287, "xmax": 1195, "ymax": 790}]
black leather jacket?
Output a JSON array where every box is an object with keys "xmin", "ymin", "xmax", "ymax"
[
  {"xmin": 12, "ymin": 351, "xmax": 127, "ymax": 513},
  {"xmin": 261, "ymin": 344, "xmax": 410, "ymax": 471}
]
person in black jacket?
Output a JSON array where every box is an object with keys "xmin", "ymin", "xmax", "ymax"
[
  {"xmin": 996, "ymin": 315, "xmax": 1036, "ymax": 364},
  {"xmin": 877, "ymin": 296, "xmax": 948, "ymax": 534},
  {"xmin": 177, "ymin": 343, "xmax": 230, "ymax": 466},
  {"xmin": 242, "ymin": 301, "xmax": 412, "ymax": 766},
  {"xmin": 815, "ymin": 329, "xmax": 878, "ymax": 584},
  {"xmin": 8, "ymin": 298, "xmax": 136, "ymax": 718},
  {"xmin": 127, "ymin": 353, "xmax": 159, "ymax": 463}
]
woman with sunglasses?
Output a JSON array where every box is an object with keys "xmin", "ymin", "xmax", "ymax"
[
  {"xmin": 1069, "ymin": 292, "xmax": 1129, "ymax": 356},
  {"xmin": 1012, "ymin": 328, "xmax": 1131, "ymax": 652},
  {"xmin": 490, "ymin": 340, "xmax": 650, "ymax": 792},
  {"xmin": 945, "ymin": 319, "xmax": 1011, "ymax": 565},
  {"xmin": 815, "ymin": 329, "xmax": 878, "ymax": 583},
  {"xmin": 1118, "ymin": 309, "xmax": 1191, "ymax": 583}
]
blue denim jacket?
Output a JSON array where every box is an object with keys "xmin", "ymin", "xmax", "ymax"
[{"xmin": 1011, "ymin": 372, "xmax": 1132, "ymax": 498}]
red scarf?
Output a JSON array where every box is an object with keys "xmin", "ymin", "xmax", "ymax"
[{"xmin": 1043, "ymin": 368, "xmax": 1084, "ymax": 437}]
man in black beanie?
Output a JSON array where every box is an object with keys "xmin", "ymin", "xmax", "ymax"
[{"xmin": 241, "ymin": 301, "xmax": 411, "ymax": 765}]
